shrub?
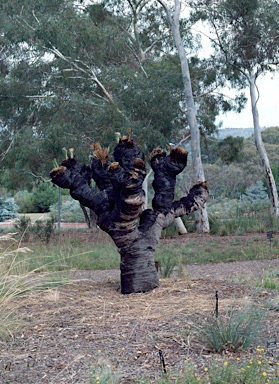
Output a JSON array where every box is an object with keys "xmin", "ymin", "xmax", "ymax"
[
  {"xmin": 158, "ymin": 254, "xmax": 179, "ymax": 278},
  {"xmin": 33, "ymin": 182, "xmax": 57, "ymax": 213},
  {"xmin": 50, "ymin": 199, "xmax": 85, "ymax": 223},
  {"xmin": 242, "ymin": 180, "xmax": 269, "ymax": 201},
  {"xmin": 89, "ymin": 352, "xmax": 277, "ymax": 383},
  {"xmin": 14, "ymin": 190, "xmax": 37, "ymax": 213},
  {"xmin": 255, "ymin": 269, "xmax": 279, "ymax": 290},
  {"xmin": 0, "ymin": 198, "xmax": 18, "ymax": 222},
  {"xmin": 155, "ymin": 247, "xmax": 183, "ymax": 278},
  {"xmin": 13, "ymin": 216, "xmax": 56, "ymax": 243},
  {"xmin": 30, "ymin": 218, "xmax": 56, "ymax": 244},
  {"xmin": 207, "ymin": 197, "xmax": 273, "ymax": 235},
  {"xmin": 217, "ymin": 135, "xmax": 244, "ymax": 164},
  {"xmin": 89, "ymin": 364, "xmax": 119, "ymax": 384},
  {"xmin": 13, "ymin": 215, "xmax": 32, "ymax": 241}
]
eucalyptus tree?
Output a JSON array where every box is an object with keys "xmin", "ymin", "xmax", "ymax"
[
  {"xmin": 1, "ymin": 2, "xmax": 234, "ymax": 207},
  {"xmin": 191, "ymin": 0, "xmax": 279, "ymax": 216},
  {"xmin": 106, "ymin": 0, "xmax": 246, "ymax": 232},
  {"xmin": 0, "ymin": 1, "xmax": 134, "ymax": 187},
  {"xmin": 109, "ymin": 0, "xmax": 247, "ymax": 235},
  {"xmin": 153, "ymin": 0, "xmax": 210, "ymax": 232},
  {"xmin": 0, "ymin": 0, "xmax": 190, "ymax": 188},
  {"xmin": 217, "ymin": 136, "xmax": 244, "ymax": 165}
]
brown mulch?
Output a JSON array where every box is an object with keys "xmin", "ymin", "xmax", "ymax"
[{"xmin": 0, "ymin": 233, "xmax": 279, "ymax": 383}]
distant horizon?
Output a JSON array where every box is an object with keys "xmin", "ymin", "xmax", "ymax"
[
  {"xmin": 216, "ymin": 72, "xmax": 279, "ymax": 129},
  {"xmin": 213, "ymin": 126, "xmax": 276, "ymax": 140},
  {"xmin": 218, "ymin": 126, "xmax": 274, "ymax": 130}
]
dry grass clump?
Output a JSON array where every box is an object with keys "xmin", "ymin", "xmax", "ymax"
[
  {"xmin": 0, "ymin": 233, "xmax": 33, "ymax": 338},
  {"xmin": 0, "ymin": 234, "xmax": 68, "ymax": 339}
]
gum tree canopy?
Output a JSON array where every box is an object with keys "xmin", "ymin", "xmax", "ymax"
[{"xmin": 50, "ymin": 133, "xmax": 208, "ymax": 294}]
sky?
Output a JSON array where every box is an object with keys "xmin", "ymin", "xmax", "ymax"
[
  {"xmin": 216, "ymin": 73, "xmax": 279, "ymax": 129},
  {"xmin": 194, "ymin": 18, "xmax": 279, "ymax": 130}
]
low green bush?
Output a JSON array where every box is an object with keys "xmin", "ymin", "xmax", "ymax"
[
  {"xmin": 30, "ymin": 218, "xmax": 56, "ymax": 244},
  {"xmin": 207, "ymin": 197, "xmax": 276, "ymax": 235},
  {"xmin": 50, "ymin": 199, "xmax": 85, "ymax": 223},
  {"xmin": 33, "ymin": 182, "xmax": 57, "ymax": 213},
  {"xmin": 253, "ymin": 269, "xmax": 279, "ymax": 290},
  {"xmin": 13, "ymin": 216, "xmax": 56, "ymax": 243},
  {"xmin": 14, "ymin": 190, "xmax": 37, "ymax": 213},
  {"xmin": 13, "ymin": 215, "xmax": 31, "ymax": 241},
  {"xmin": 158, "ymin": 254, "xmax": 178, "ymax": 278},
  {"xmin": 14, "ymin": 183, "xmax": 58, "ymax": 214},
  {"xmin": 0, "ymin": 198, "xmax": 18, "ymax": 222},
  {"xmin": 89, "ymin": 351, "xmax": 279, "ymax": 383}
]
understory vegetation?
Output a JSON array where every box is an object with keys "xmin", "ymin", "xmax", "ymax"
[
  {"xmin": 1, "ymin": 128, "xmax": 279, "ymax": 382},
  {"xmin": 0, "ymin": 234, "xmax": 69, "ymax": 339},
  {"xmin": 90, "ymin": 352, "xmax": 279, "ymax": 384},
  {"xmin": 1, "ymin": 224, "xmax": 279, "ymax": 274},
  {"xmin": 0, "ymin": 229, "xmax": 278, "ymax": 382},
  {"xmin": 1, "ymin": 0, "xmax": 279, "ymax": 379},
  {"xmin": 89, "ymin": 352, "xmax": 279, "ymax": 383}
]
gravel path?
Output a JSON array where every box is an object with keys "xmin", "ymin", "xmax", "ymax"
[{"xmin": 70, "ymin": 257, "xmax": 279, "ymax": 284}]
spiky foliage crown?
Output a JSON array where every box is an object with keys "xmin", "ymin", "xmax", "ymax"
[{"xmin": 91, "ymin": 142, "xmax": 110, "ymax": 164}]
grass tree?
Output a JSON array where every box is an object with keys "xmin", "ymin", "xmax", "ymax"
[
  {"xmin": 50, "ymin": 133, "xmax": 208, "ymax": 294},
  {"xmin": 192, "ymin": 0, "xmax": 279, "ymax": 217}
]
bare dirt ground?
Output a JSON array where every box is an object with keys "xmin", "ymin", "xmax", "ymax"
[{"xmin": 0, "ymin": 232, "xmax": 279, "ymax": 383}]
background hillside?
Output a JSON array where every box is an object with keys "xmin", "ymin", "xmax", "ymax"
[{"xmin": 215, "ymin": 127, "xmax": 269, "ymax": 140}]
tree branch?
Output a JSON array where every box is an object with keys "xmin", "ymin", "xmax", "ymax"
[
  {"xmin": 46, "ymin": 46, "xmax": 115, "ymax": 103},
  {"xmin": 156, "ymin": 0, "xmax": 172, "ymax": 21},
  {"xmin": 150, "ymin": 146, "xmax": 188, "ymax": 214}
]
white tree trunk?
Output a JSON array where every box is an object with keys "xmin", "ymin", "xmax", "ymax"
[
  {"xmin": 142, "ymin": 169, "xmax": 152, "ymax": 209},
  {"xmin": 174, "ymin": 217, "xmax": 187, "ymax": 234},
  {"xmin": 249, "ymin": 72, "xmax": 279, "ymax": 217},
  {"xmin": 157, "ymin": 0, "xmax": 209, "ymax": 232}
]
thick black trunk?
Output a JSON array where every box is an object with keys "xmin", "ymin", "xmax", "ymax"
[
  {"xmin": 50, "ymin": 135, "xmax": 208, "ymax": 294},
  {"xmin": 120, "ymin": 241, "xmax": 159, "ymax": 294}
]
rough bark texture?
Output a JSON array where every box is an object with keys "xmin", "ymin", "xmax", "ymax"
[{"xmin": 50, "ymin": 136, "xmax": 208, "ymax": 294}]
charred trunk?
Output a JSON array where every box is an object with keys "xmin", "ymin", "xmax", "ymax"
[
  {"xmin": 50, "ymin": 135, "xmax": 208, "ymax": 294},
  {"xmin": 119, "ymin": 237, "xmax": 159, "ymax": 294}
]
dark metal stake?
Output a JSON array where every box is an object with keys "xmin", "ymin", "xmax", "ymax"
[
  {"xmin": 57, "ymin": 187, "xmax": 61, "ymax": 230},
  {"xmin": 215, "ymin": 290, "xmax": 219, "ymax": 318},
  {"xmin": 159, "ymin": 349, "xmax": 166, "ymax": 374}
]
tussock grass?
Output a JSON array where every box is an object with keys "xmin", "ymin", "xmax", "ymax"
[
  {"xmin": 0, "ymin": 234, "xmax": 33, "ymax": 338},
  {"xmin": 236, "ymin": 268, "xmax": 279, "ymax": 290},
  {"xmin": 193, "ymin": 303, "xmax": 264, "ymax": 354},
  {"xmin": 0, "ymin": 234, "xmax": 70, "ymax": 339},
  {"xmin": 5, "ymin": 241, "xmax": 120, "ymax": 273}
]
